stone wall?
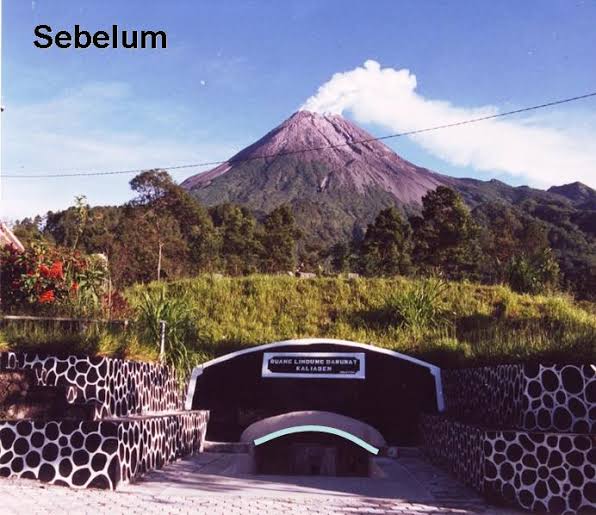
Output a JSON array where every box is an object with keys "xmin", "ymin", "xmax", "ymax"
[
  {"xmin": 442, "ymin": 363, "xmax": 594, "ymax": 434},
  {"xmin": 0, "ymin": 352, "xmax": 211, "ymax": 490},
  {"xmin": 419, "ymin": 415, "xmax": 484, "ymax": 491},
  {"xmin": 420, "ymin": 415, "xmax": 595, "ymax": 513},
  {"xmin": 442, "ymin": 364, "xmax": 524, "ymax": 428},
  {"xmin": 0, "ymin": 412, "xmax": 209, "ymax": 489},
  {"xmin": 426, "ymin": 363, "xmax": 595, "ymax": 512},
  {"xmin": 484, "ymin": 429, "xmax": 594, "ymax": 513},
  {"xmin": 0, "ymin": 352, "xmax": 185, "ymax": 419},
  {"xmin": 521, "ymin": 364, "xmax": 594, "ymax": 434}
]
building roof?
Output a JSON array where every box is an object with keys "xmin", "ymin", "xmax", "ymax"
[{"xmin": 0, "ymin": 222, "xmax": 25, "ymax": 252}]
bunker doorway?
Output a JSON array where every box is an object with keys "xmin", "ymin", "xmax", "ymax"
[
  {"xmin": 242, "ymin": 411, "xmax": 386, "ymax": 477},
  {"xmin": 186, "ymin": 339, "xmax": 444, "ymax": 445}
]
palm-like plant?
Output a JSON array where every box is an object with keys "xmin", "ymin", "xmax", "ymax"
[
  {"xmin": 387, "ymin": 277, "xmax": 451, "ymax": 330},
  {"xmin": 136, "ymin": 286, "xmax": 193, "ymax": 383}
]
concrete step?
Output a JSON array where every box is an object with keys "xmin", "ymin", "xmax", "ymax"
[
  {"xmin": 26, "ymin": 385, "xmax": 68, "ymax": 402},
  {"xmin": 377, "ymin": 446, "xmax": 422, "ymax": 458},
  {"xmin": 62, "ymin": 401, "xmax": 100, "ymax": 421},
  {"xmin": 0, "ymin": 369, "xmax": 36, "ymax": 403},
  {"xmin": 203, "ymin": 441, "xmax": 422, "ymax": 458},
  {"xmin": 203, "ymin": 441, "xmax": 252, "ymax": 453},
  {"xmin": 2, "ymin": 401, "xmax": 53, "ymax": 420},
  {"xmin": 394, "ymin": 446, "xmax": 421, "ymax": 457},
  {"xmin": 1, "ymin": 398, "xmax": 99, "ymax": 421}
]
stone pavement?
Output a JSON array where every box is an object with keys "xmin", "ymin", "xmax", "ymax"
[{"xmin": 0, "ymin": 452, "xmax": 522, "ymax": 514}]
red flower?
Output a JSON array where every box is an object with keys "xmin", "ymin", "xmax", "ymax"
[
  {"xmin": 70, "ymin": 282, "xmax": 79, "ymax": 292},
  {"xmin": 39, "ymin": 290, "xmax": 55, "ymax": 303},
  {"xmin": 49, "ymin": 261, "xmax": 64, "ymax": 279},
  {"xmin": 39, "ymin": 264, "xmax": 50, "ymax": 277}
]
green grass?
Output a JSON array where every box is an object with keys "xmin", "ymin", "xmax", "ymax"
[
  {"xmin": 0, "ymin": 319, "xmax": 158, "ymax": 361},
  {"xmin": 2, "ymin": 275, "xmax": 594, "ymax": 368}
]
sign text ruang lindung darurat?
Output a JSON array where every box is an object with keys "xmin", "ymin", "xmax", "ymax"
[
  {"xmin": 33, "ymin": 25, "xmax": 167, "ymax": 49},
  {"xmin": 262, "ymin": 352, "xmax": 366, "ymax": 379},
  {"xmin": 269, "ymin": 357, "xmax": 359, "ymax": 372}
]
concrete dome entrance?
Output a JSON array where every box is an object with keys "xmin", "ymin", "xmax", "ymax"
[
  {"xmin": 242, "ymin": 411, "xmax": 386, "ymax": 476},
  {"xmin": 186, "ymin": 339, "xmax": 444, "ymax": 445}
]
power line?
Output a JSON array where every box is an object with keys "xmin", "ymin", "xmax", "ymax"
[{"xmin": 3, "ymin": 91, "xmax": 596, "ymax": 179}]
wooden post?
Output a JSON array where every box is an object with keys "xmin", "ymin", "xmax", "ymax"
[
  {"xmin": 159, "ymin": 320, "xmax": 166, "ymax": 363},
  {"xmin": 106, "ymin": 253, "xmax": 112, "ymax": 319},
  {"xmin": 157, "ymin": 242, "xmax": 163, "ymax": 281}
]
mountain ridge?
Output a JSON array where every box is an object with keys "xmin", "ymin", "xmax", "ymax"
[
  {"xmin": 548, "ymin": 182, "xmax": 596, "ymax": 209},
  {"xmin": 182, "ymin": 110, "xmax": 595, "ymax": 242}
]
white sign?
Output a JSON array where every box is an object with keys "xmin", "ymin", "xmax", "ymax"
[{"xmin": 261, "ymin": 352, "xmax": 365, "ymax": 379}]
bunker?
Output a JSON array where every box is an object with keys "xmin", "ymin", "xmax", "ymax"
[{"xmin": 186, "ymin": 338, "xmax": 444, "ymax": 468}]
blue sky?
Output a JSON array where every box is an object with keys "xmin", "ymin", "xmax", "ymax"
[{"xmin": 2, "ymin": 0, "xmax": 595, "ymax": 220}]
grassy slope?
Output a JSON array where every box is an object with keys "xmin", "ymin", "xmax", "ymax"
[
  {"xmin": 138, "ymin": 275, "xmax": 595, "ymax": 366},
  {"xmin": 2, "ymin": 275, "xmax": 594, "ymax": 368}
]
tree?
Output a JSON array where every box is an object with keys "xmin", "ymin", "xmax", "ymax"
[
  {"xmin": 260, "ymin": 205, "xmax": 301, "ymax": 273},
  {"xmin": 475, "ymin": 203, "xmax": 524, "ymax": 283},
  {"xmin": 411, "ymin": 187, "xmax": 480, "ymax": 279},
  {"xmin": 210, "ymin": 203, "xmax": 262, "ymax": 275},
  {"xmin": 472, "ymin": 202, "xmax": 563, "ymax": 293},
  {"xmin": 43, "ymin": 205, "xmax": 122, "ymax": 257},
  {"xmin": 329, "ymin": 241, "xmax": 352, "ymax": 273},
  {"xmin": 127, "ymin": 170, "xmax": 218, "ymax": 277},
  {"xmin": 110, "ymin": 208, "xmax": 189, "ymax": 285},
  {"xmin": 129, "ymin": 169, "xmax": 175, "ymax": 206},
  {"xmin": 358, "ymin": 207, "xmax": 412, "ymax": 276},
  {"xmin": 12, "ymin": 216, "xmax": 45, "ymax": 246}
]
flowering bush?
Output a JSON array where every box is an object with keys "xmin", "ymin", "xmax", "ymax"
[{"xmin": 0, "ymin": 242, "xmax": 107, "ymax": 315}]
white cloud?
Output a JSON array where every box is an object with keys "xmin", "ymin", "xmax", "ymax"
[
  {"xmin": 1, "ymin": 82, "xmax": 236, "ymax": 220},
  {"xmin": 302, "ymin": 60, "xmax": 596, "ymax": 188}
]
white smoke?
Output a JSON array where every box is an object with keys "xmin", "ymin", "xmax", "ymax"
[{"xmin": 301, "ymin": 60, "xmax": 596, "ymax": 188}]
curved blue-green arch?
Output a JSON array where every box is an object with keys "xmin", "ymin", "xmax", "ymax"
[{"xmin": 253, "ymin": 424, "xmax": 379, "ymax": 455}]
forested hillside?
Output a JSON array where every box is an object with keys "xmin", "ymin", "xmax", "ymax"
[{"xmin": 11, "ymin": 170, "xmax": 595, "ymax": 300}]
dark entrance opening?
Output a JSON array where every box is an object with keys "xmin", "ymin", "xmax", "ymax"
[{"xmin": 255, "ymin": 432, "xmax": 370, "ymax": 476}]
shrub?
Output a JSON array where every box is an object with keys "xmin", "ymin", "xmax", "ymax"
[
  {"xmin": 506, "ymin": 249, "xmax": 559, "ymax": 295},
  {"xmin": 386, "ymin": 277, "xmax": 452, "ymax": 330},
  {"xmin": 1, "ymin": 242, "xmax": 106, "ymax": 315},
  {"xmin": 135, "ymin": 286, "xmax": 193, "ymax": 381}
]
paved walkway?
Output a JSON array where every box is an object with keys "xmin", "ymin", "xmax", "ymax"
[{"xmin": 0, "ymin": 453, "xmax": 521, "ymax": 514}]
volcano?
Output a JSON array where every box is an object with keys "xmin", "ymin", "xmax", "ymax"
[{"xmin": 181, "ymin": 110, "xmax": 593, "ymax": 243}]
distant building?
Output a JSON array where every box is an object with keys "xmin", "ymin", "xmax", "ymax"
[{"xmin": 0, "ymin": 222, "xmax": 25, "ymax": 252}]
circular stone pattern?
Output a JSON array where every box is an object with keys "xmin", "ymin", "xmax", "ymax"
[
  {"xmin": 0, "ymin": 421, "xmax": 115, "ymax": 489},
  {"xmin": 523, "ymin": 365, "xmax": 592, "ymax": 433},
  {"xmin": 485, "ymin": 430, "xmax": 595, "ymax": 512}
]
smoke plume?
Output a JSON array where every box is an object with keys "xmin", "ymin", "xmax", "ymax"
[{"xmin": 301, "ymin": 60, "xmax": 596, "ymax": 187}]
